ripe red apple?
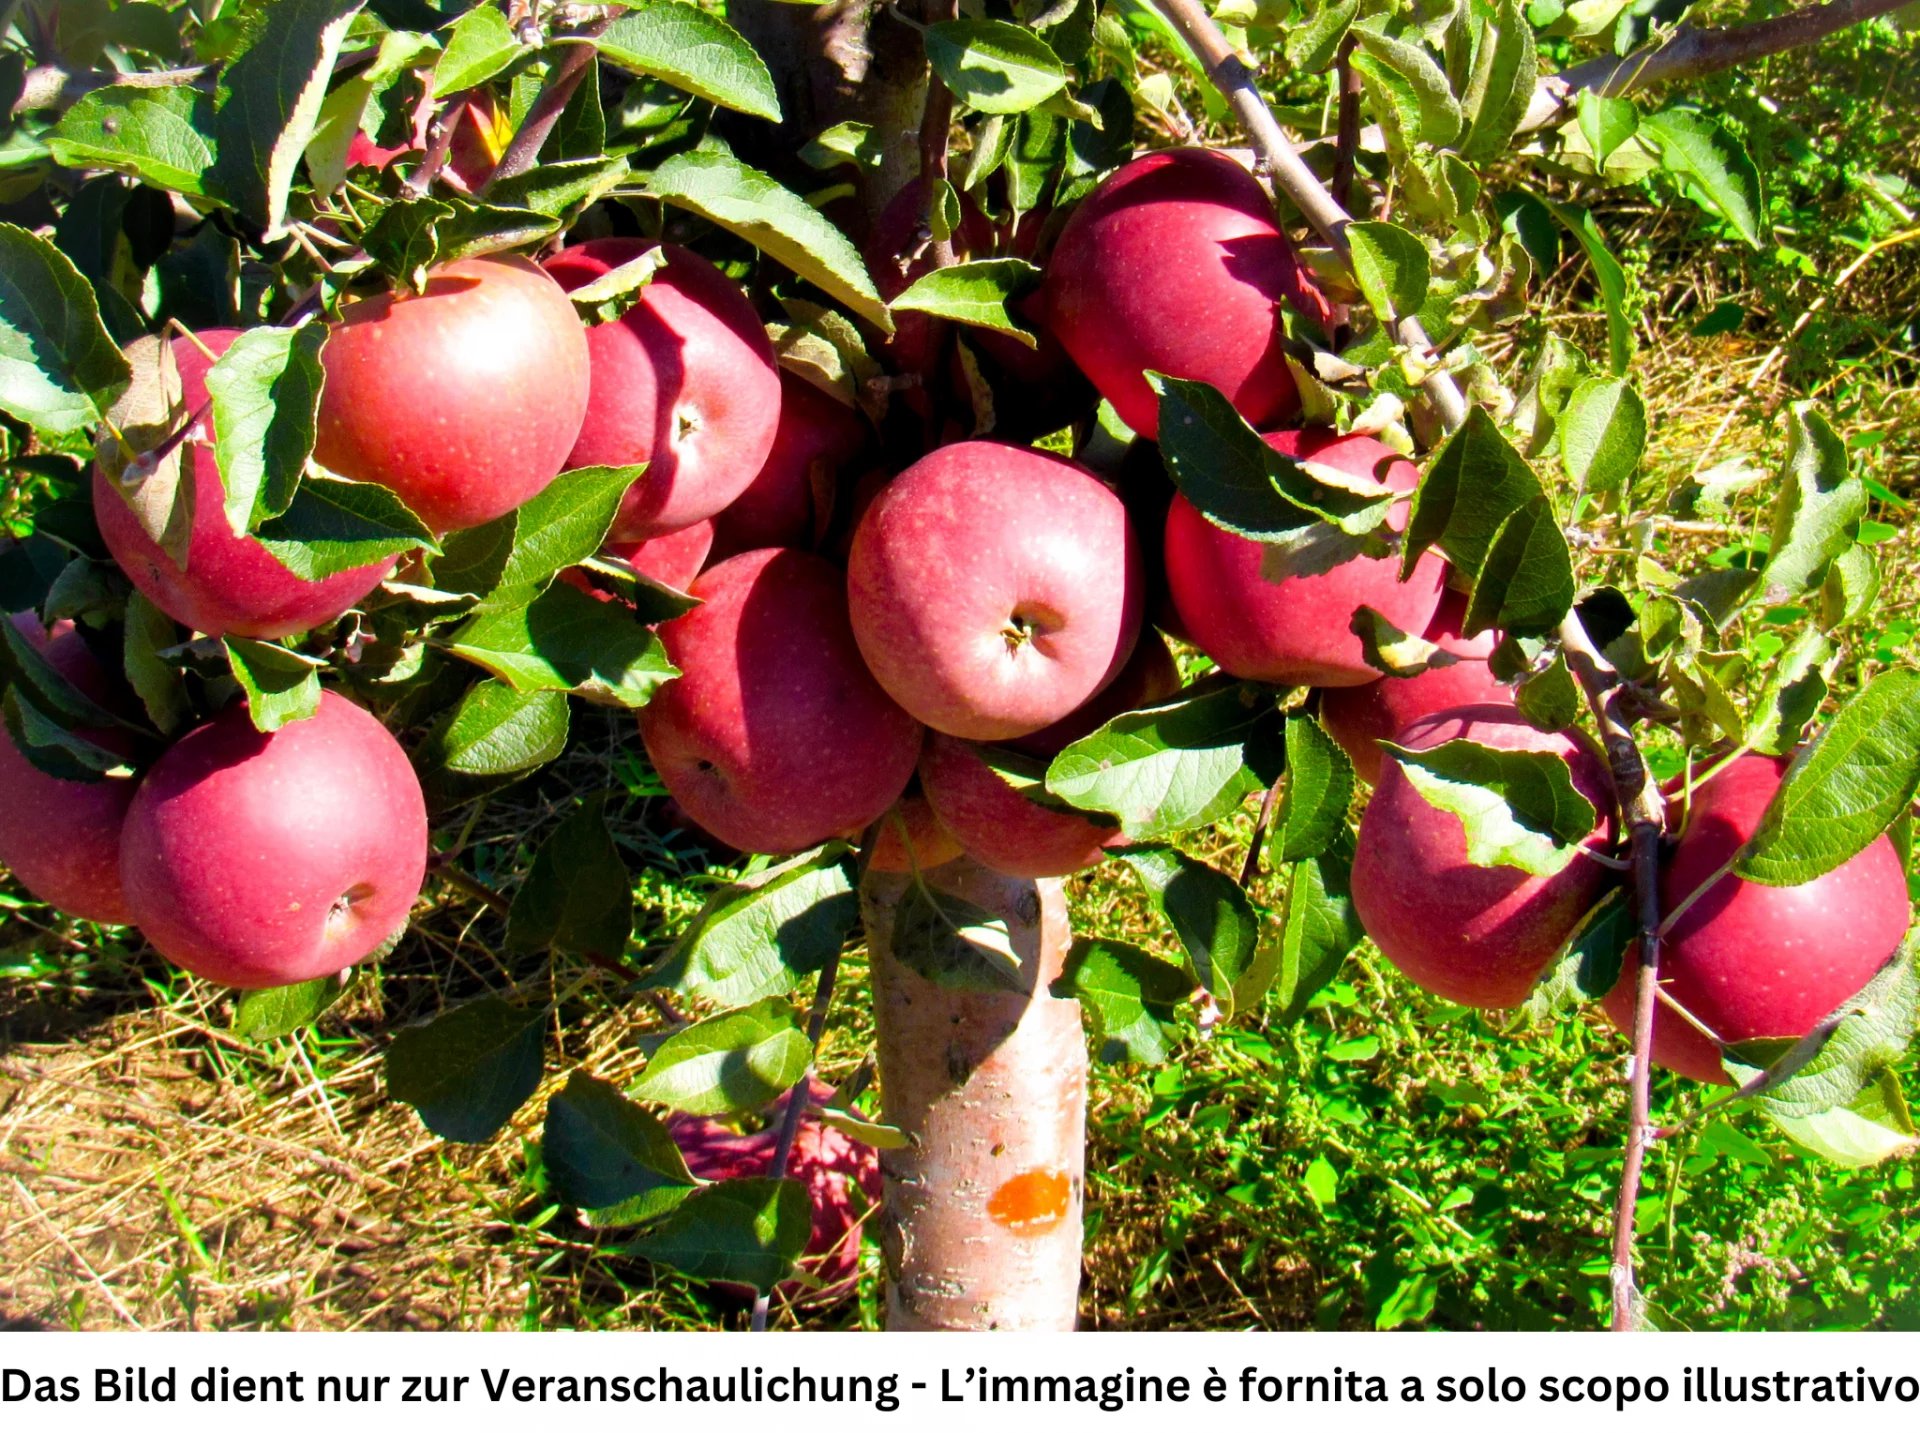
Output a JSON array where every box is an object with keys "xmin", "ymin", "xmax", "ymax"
[
  {"xmin": 1008, "ymin": 628, "xmax": 1181, "ymax": 758},
  {"xmin": 1319, "ymin": 588, "xmax": 1506, "ymax": 783},
  {"xmin": 867, "ymin": 791, "xmax": 965, "ymax": 875},
  {"xmin": 0, "ymin": 616, "xmax": 139, "ymax": 924},
  {"xmin": 605, "ymin": 519, "xmax": 714, "ymax": 594},
  {"xmin": 1352, "ymin": 704, "xmax": 1617, "ymax": 1009},
  {"xmin": 1165, "ymin": 429, "xmax": 1447, "ymax": 687},
  {"xmin": 1602, "ymin": 753, "xmax": 1912, "ymax": 1084},
  {"xmin": 1042, "ymin": 147, "xmax": 1329, "ymax": 440},
  {"xmin": 94, "ymin": 329, "xmax": 395, "ymax": 639},
  {"xmin": 710, "ymin": 371, "xmax": 867, "ymax": 560},
  {"xmin": 918, "ymin": 731, "xmax": 1126, "ymax": 879},
  {"xmin": 639, "ymin": 548, "xmax": 923, "ymax": 855},
  {"xmin": 314, "ymin": 254, "xmax": 590, "ymax": 533},
  {"xmin": 119, "ymin": 690, "xmax": 428, "ymax": 989},
  {"xmin": 847, "ymin": 441, "xmax": 1144, "ymax": 741},
  {"xmin": 545, "ymin": 240, "xmax": 781, "ymax": 541}
]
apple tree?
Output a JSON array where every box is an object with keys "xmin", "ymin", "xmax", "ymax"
[{"xmin": 1, "ymin": 0, "xmax": 1916, "ymax": 1331}]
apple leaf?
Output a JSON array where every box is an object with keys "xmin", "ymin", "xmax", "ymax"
[
  {"xmin": 1381, "ymin": 737, "xmax": 1600, "ymax": 877},
  {"xmin": 644, "ymin": 846, "xmax": 858, "ymax": 1006},
  {"xmin": 891, "ymin": 259, "xmax": 1041, "ymax": 347},
  {"xmin": 1051, "ymin": 936, "xmax": 1190, "ymax": 1064},
  {"xmin": 595, "ymin": 4, "xmax": 781, "ymax": 122},
  {"xmin": 924, "ymin": 19, "xmax": 1068, "ymax": 115},
  {"xmin": 1515, "ymin": 650, "xmax": 1582, "ymax": 732},
  {"xmin": 1287, "ymin": 0, "xmax": 1359, "ymax": 70},
  {"xmin": 1522, "ymin": 886, "xmax": 1633, "ymax": 1022},
  {"xmin": 1272, "ymin": 714, "xmax": 1354, "ymax": 864},
  {"xmin": 1558, "ymin": 376, "xmax": 1645, "ymax": 497},
  {"xmin": 386, "ymin": 996, "xmax": 546, "ymax": 1144},
  {"xmin": 1402, "ymin": 406, "xmax": 1546, "ymax": 582},
  {"xmin": 361, "ymin": 197, "xmax": 451, "ymax": 290},
  {"xmin": 0, "ymin": 616, "xmax": 133, "ymax": 736},
  {"xmin": 0, "ymin": 687, "xmax": 131, "ymax": 783},
  {"xmin": 1758, "ymin": 405, "xmax": 1865, "ymax": 607},
  {"xmin": 625, "ymin": 1177, "xmax": 812, "ymax": 1291},
  {"xmin": 1639, "ymin": 107, "xmax": 1767, "ymax": 249},
  {"xmin": 1346, "ymin": 220, "xmax": 1430, "ymax": 325},
  {"xmin": 448, "ymin": 582, "xmax": 678, "ymax": 708},
  {"xmin": 507, "ymin": 796, "xmax": 634, "ymax": 960},
  {"xmin": 1821, "ymin": 544, "xmax": 1881, "ymax": 631},
  {"xmin": 211, "ymin": 0, "xmax": 365, "ymax": 240},
  {"xmin": 646, "ymin": 151, "xmax": 889, "ymax": 331},
  {"xmin": 204, "ymin": 322, "xmax": 329, "ymax": 532},
  {"xmin": 889, "ymin": 879, "xmax": 1027, "ymax": 994},
  {"xmin": 1117, "ymin": 847, "xmax": 1254, "ymax": 1020},
  {"xmin": 476, "ymin": 464, "xmax": 642, "ymax": 613},
  {"xmin": 224, "ymin": 638, "xmax": 324, "ymax": 732},
  {"xmin": 543, "ymin": 1072, "xmax": 696, "ymax": 1228},
  {"xmin": 1766, "ymin": 1071, "xmax": 1918, "ymax": 1168},
  {"xmin": 1733, "ymin": 667, "xmax": 1920, "ymax": 886},
  {"xmin": 233, "ymin": 973, "xmax": 351, "ymax": 1042},
  {"xmin": 1048, "ymin": 682, "xmax": 1268, "ymax": 840},
  {"xmin": 1459, "ymin": 0, "xmax": 1536, "ymax": 162},
  {"xmin": 419, "ymin": 680, "xmax": 570, "ymax": 780},
  {"xmin": 253, "ymin": 474, "xmax": 437, "ymax": 580},
  {"xmin": 630, "ymin": 998, "xmax": 812, "ymax": 1116},
  {"xmin": 1543, "ymin": 199, "xmax": 1633, "ymax": 375},
  {"xmin": 431, "ymin": 5, "xmax": 523, "ymax": 98},
  {"xmin": 1745, "ymin": 628, "xmax": 1833, "ymax": 757},
  {"xmin": 1462, "ymin": 495, "xmax": 1576, "ymax": 637},
  {"xmin": 0, "ymin": 223, "xmax": 132, "ymax": 437},
  {"xmin": 1258, "ymin": 830, "xmax": 1364, "ymax": 1023},
  {"xmin": 122, "ymin": 591, "xmax": 190, "ymax": 734},
  {"xmin": 49, "ymin": 84, "xmax": 219, "ymax": 196},
  {"xmin": 488, "ymin": 154, "xmax": 631, "ymax": 221},
  {"xmin": 1349, "ymin": 22, "xmax": 1461, "ymax": 147},
  {"xmin": 1350, "ymin": 605, "xmax": 1462, "ymax": 677},
  {"xmin": 429, "ymin": 513, "xmax": 519, "ymax": 603},
  {"xmin": 94, "ymin": 335, "xmax": 194, "ymax": 566}
]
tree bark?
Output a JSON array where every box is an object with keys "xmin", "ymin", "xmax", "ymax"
[{"xmin": 862, "ymin": 859, "xmax": 1087, "ymax": 1331}]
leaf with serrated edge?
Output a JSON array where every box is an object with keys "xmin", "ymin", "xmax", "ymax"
[
  {"xmin": 1350, "ymin": 605, "xmax": 1460, "ymax": 677},
  {"xmin": 1346, "ymin": 220, "xmax": 1430, "ymax": 324},
  {"xmin": 1459, "ymin": 0, "xmax": 1536, "ymax": 162},
  {"xmin": 626, "ymin": 1177, "xmax": 811, "ymax": 1291},
  {"xmin": 49, "ymin": 85, "xmax": 217, "ymax": 195},
  {"xmin": 630, "ymin": 999, "xmax": 811, "ymax": 1116},
  {"xmin": 386, "ymin": 997, "xmax": 545, "ymax": 1144},
  {"xmin": 253, "ymin": 474, "xmax": 436, "ymax": 580},
  {"xmin": 1768, "ymin": 1071, "xmax": 1917, "ymax": 1168},
  {"xmin": 1640, "ymin": 107, "xmax": 1767, "ymax": 249},
  {"xmin": 892, "ymin": 259, "xmax": 1041, "ymax": 346},
  {"xmin": 1559, "ymin": 376, "xmax": 1645, "ymax": 496},
  {"xmin": 1266, "ymin": 833, "xmax": 1364, "ymax": 1022},
  {"xmin": 1051, "ymin": 936, "xmax": 1188, "ymax": 1064},
  {"xmin": 224, "ymin": 638, "xmax": 323, "ymax": 732},
  {"xmin": 476, "ymin": 465, "xmax": 641, "ymax": 612},
  {"xmin": 1746, "ymin": 628, "xmax": 1833, "ymax": 757},
  {"xmin": 924, "ymin": 19, "xmax": 1067, "ymax": 114},
  {"xmin": 0, "ymin": 223, "xmax": 132, "ymax": 436},
  {"xmin": 889, "ymin": 880, "xmax": 1026, "ymax": 993},
  {"xmin": 648, "ymin": 846, "xmax": 857, "ymax": 1006},
  {"xmin": 122, "ymin": 591, "xmax": 189, "ymax": 734},
  {"xmin": 507, "ymin": 796, "xmax": 633, "ymax": 959},
  {"xmin": 1117, "ymin": 847, "xmax": 1254, "ymax": 1018},
  {"xmin": 233, "ymin": 974, "xmax": 349, "ymax": 1042},
  {"xmin": 1402, "ymin": 406, "xmax": 1544, "ymax": 581},
  {"xmin": 450, "ymin": 582, "xmax": 677, "ymax": 707},
  {"xmin": 1462, "ymin": 495, "xmax": 1575, "ymax": 638},
  {"xmin": 432, "ymin": 5, "xmax": 522, "ymax": 98},
  {"xmin": 1759, "ymin": 405, "xmax": 1864, "ymax": 606},
  {"xmin": 1522, "ymin": 886, "xmax": 1632, "ymax": 1022},
  {"xmin": 422, "ymin": 680, "xmax": 568, "ymax": 778},
  {"xmin": 543, "ymin": 1072, "xmax": 696, "ymax": 1227},
  {"xmin": 1273, "ymin": 714, "xmax": 1355, "ymax": 863},
  {"xmin": 205, "ymin": 323, "xmax": 329, "ymax": 530},
  {"xmin": 596, "ymin": 4, "xmax": 780, "ymax": 121},
  {"xmin": 1383, "ymin": 737, "xmax": 1599, "ymax": 876},
  {"xmin": 1349, "ymin": 23, "xmax": 1461, "ymax": 146}
]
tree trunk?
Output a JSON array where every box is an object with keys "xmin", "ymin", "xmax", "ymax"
[{"xmin": 861, "ymin": 859, "xmax": 1087, "ymax": 1330}]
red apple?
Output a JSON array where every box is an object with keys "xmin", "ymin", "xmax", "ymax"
[
  {"xmin": 639, "ymin": 548, "xmax": 923, "ymax": 855},
  {"xmin": 1319, "ymin": 588, "xmax": 1507, "ymax": 783},
  {"xmin": 1602, "ymin": 753, "xmax": 1912, "ymax": 1084},
  {"xmin": 1007, "ymin": 628, "xmax": 1181, "ymax": 758},
  {"xmin": 710, "ymin": 371, "xmax": 867, "ymax": 560},
  {"xmin": 1352, "ymin": 704, "xmax": 1617, "ymax": 1009},
  {"xmin": 1165, "ymin": 429, "xmax": 1446, "ymax": 688},
  {"xmin": 314, "ymin": 254, "xmax": 590, "ymax": 533},
  {"xmin": 1042, "ymin": 147, "xmax": 1329, "ymax": 440},
  {"xmin": 94, "ymin": 329, "xmax": 395, "ymax": 639},
  {"xmin": 119, "ymin": 690, "xmax": 427, "ymax": 989},
  {"xmin": 846, "ymin": 441, "xmax": 1144, "ymax": 741},
  {"xmin": 604, "ymin": 519, "xmax": 714, "ymax": 594},
  {"xmin": 867, "ymin": 791, "xmax": 965, "ymax": 875},
  {"xmin": 545, "ymin": 240, "xmax": 781, "ymax": 541},
  {"xmin": 918, "ymin": 731, "xmax": 1126, "ymax": 879},
  {"xmin": 0, "ymin": 616, "xmax": 139, "ymax": 924}
]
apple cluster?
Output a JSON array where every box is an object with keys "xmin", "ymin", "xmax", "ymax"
[{"xmin": 1, "ymin": 143, "xmax": 1906, "ymax": 1091}]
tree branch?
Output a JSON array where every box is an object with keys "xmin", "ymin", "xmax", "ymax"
[{"xmin": 480, "ymin": 29, "xmax": 606, "ymax": 195}]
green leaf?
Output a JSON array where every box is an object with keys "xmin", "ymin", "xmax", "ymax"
[
  {"xmin": 477, "ymin": 464, "xmax": 641, "ymax": 612},
  {"xmin": 432, "ymin": 5, "xmax": 522, "ymax": 98},
  {"xmin": 800, "ymin": 121, "xmax": 885, "ymax": 172},
  {"xmin": 543, "ymin": 1072, "xmax": 696, "ymax": 1226},
  {"xmin": 449, "ymin": 582, "xmax": 677, "ymax": 707},
  {"xmin": 1515, "ymin": 649, "xmax": 1582, "ymax": 731},
  {"xmin": 1759, "ymin": 405, "xmax": 1864, "ymax": 606},
  {"xmin": 0, "ymin": 688, "xmax": 130, "ymax": 782},
  {"xmin": 1273, "ymin": 714, "xmax": 1354, "ymax": 863},
  {"xmin": 924, "ymin": 19, "xmax": 1067, "ymax": 115},
  {"xmin": 1403, "ymin": 406, "xmax": 1546, "ymax": 581},
  {"xmin": 1303, "ymin": 1154, "xmax": 1340, "ymax": 1209},
  {"xmin": 1821, "ymin": 544, "xmax": 1881, "ymax": 630},
  {"xmin": 1349, "ymin": 605, "xmax": 1461, "ymax": 677},
  {"xmin": 386, "ymin": 996, "xmax": 545, "ymax": 1144},
  {"xmin": 487, "ymin": 154, "xmax": 630, "ymax": 219},
  {"xmin": 891, "ymin": 259, "xmax": 1041, "ymax": 347},
  {"xmin": 1118, "ymin": 846, "xmax": 1256, "ymax": 1018},
  {"xmin": 1576, "ymin": 91, "xmax": 1638, "ymax": 165},
  {"xmin": 0, "ymin": 223, "xmax": 131, "ymax": 437},
  {"xmin": 253, "ymin": 474, "xmax": 436, "ymax": 580},
  {"xmin": 1383, "ymin": 737, "xmax": 1600, "ymax": 876},
  {"xmin": 233, "ymin": 974, "xmax": 350, "ymax": 1042},
  {"xmin": 122, "ymin": 591, "xmax": 189, "ymax": 734},
  {"xmin": 361, "ymin": 196, "xmax": 451, "ymax": 288},
  {"xmin": 1733, "ymin": 667, "xmax": 1920, "ymax": 886},
  {"xmin": 507, "ymin": 796, "xmax": 633, "ymax": 960},
  {"xmin": 647, "ymin": 846, "xmax": 857, "ymax": 1006},
  {"xmin": 223, "ymin": 639, "xmax": 323, "ymax": 732},
  {"xmin": 1346, "ymin": 221, "xmax": 1430, "ymax": 325},
  {"xmin": 596, "ymin": 4, "xmax": 781, "ymax": 121},
  {"xmin": 1768, "ymin": 1071, "xmax": 1917, "ymax": 1168},
  {"xmin": 1746, "ymin": 627, "xmax": 1832, "ymax": 757},
  {"xmin": 1052, "ymin": 936, "xmax": 1189, "ymax": 1064},
  {"xmin": 1266, "ymin": 833, "xmax": 1364, "ymax": 1022},
  {"xmin": 1522, "ymin": 886, "xmax": 1632, "ymax": 1020},
  {"xmin": 1151, "ymin": 375, "xmax": 1397, "ymax": 540},
  {"xmin": 1287, "ymin": 0, "xmax": 1359, "ymax": 70},
  {"xmin": 627, "ymin": 1177, "xmax": 812, "ymax": 1291},
  {"xmin": 212, "ymin": 0, "xmax": 366, "ymax": 240},
  {"xmin": 0, "ymin": 613, "xmax": 131, "ymax": 733},
  {"xmin": 205, "ymin": 323, "xmax": 329, "ymax": 531},
  {"xmin": 1349, "ymin": 23, "xmax": 1461, "ymax": 146},
  {"xmin": 420, "ymin": 680, "xmax": 570, "ymax": 779},
  {"xmin": 1639, "ymin": 107, "xmax": 1767, "ymax": 249},
  {"xmin": 1462, "ymin": 495, "xmax": 1576, "ymax": 638},
  {"xmin": 1544, "ymin": 200, "xmax": 1633, "ymax": 374},
  {"xmin": 630, "ymin": 999, "xmax": 812, "ymax": 1116},
  {"xmin": 1559, "ymin": 376, "xmax": 1645, "ymax": 496},
  {"xmin": 1459, "ymin": 0, "xmax": 1537, "ymax": 162},
  {"xmin": 647, "ymin": 150, "xmax": 888, "ymax": 330},
  {"xmin": 1047, "ymin": 683, "xmax": 1267, "ymax": 839},
  {"xmin": 49, "ymin": 84, "xmax": 218, "ymax": 195},
  {"xmin": 889, "ymin": 880, "xmax": 1026, "ymax": 993},
  {"xmin": 429, "ymin": 513, "xmax": 518, "ymax": 601}
]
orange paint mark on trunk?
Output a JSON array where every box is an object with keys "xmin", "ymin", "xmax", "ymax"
[{"xmin": 987, "ymin": 1168, "xmax": 1072, "ymax": 1235}]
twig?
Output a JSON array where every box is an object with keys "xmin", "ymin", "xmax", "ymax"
[
  {"xmin": 916, "ymin": 0, "xmax": 960, "ymax": 272},
  {"xmin": 431, "ymin": 859, "xmax": 511, "ymax": 917},
  {"xmin": 1239, "ymin": 771, "xmax": 1286, "ymax": 887},
  {"xmin": 1331, "ymin": 37, "xmax": 1361, "ymax": 217},
  {"xmin": 402, "ymin": 90, "xmax": 470, "ymax": 200},
  {"xmin": 480, "ymin": 27, "xmax": 607, "ymax": 194}
]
